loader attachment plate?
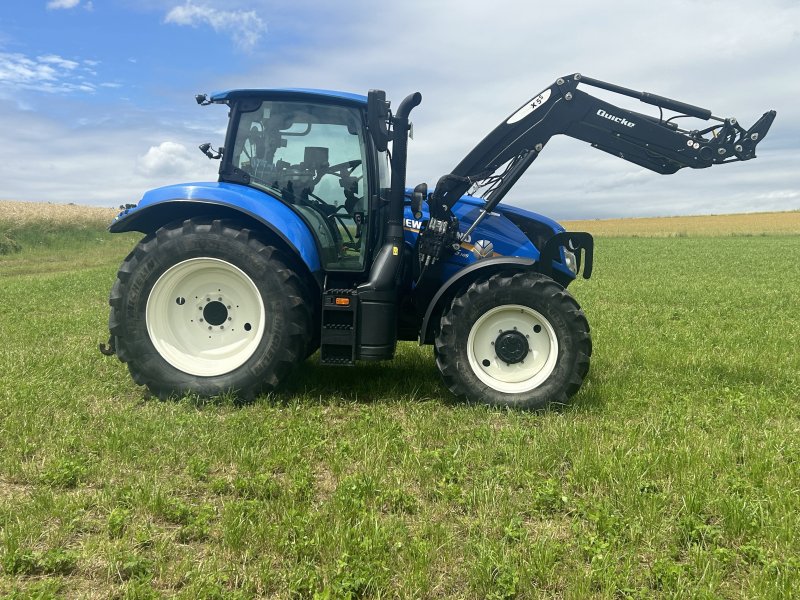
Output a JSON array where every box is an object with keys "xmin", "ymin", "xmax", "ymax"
[{"xmin": 538, "ymin": 232, "xmax": 594, "ymax": 280}]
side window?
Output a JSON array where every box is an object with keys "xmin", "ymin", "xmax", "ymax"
[{"xmin": 232, "ymin": 101, "xmax": 369, "ymax": 271}]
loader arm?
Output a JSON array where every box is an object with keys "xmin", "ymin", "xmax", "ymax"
[{"xmin": 422, "ymin": 73, "xmax": 776, "ymax": 261}]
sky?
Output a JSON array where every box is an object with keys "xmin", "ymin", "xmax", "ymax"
[{"xmin": 0, "ymin": 0, "xmax": 798, "ymax": 220}]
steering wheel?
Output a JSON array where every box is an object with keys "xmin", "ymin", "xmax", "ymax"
[
  {"xmin": 319, "ymin": 160, "xmax": 363, "ymax": 189},
  {"xmin": 325, "ymin": 159, "xmax": 362, "ymax": 176}
]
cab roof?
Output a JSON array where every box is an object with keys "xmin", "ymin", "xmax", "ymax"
[{"xmin": 209, "ymin": 88, "xmax": 368, "ymax": 106}]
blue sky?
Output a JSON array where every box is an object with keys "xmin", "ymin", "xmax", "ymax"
[{"xmin": 1, "ymin": 0, "xmax": 798, "ymax": 219}]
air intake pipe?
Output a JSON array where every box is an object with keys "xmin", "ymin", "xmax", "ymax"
[
  {"xmin": 387, "ymin": 92, "xmax": 422, "ymax": 242},
  {"xmin": 356, "ymin": 92, "xmax": 421, "ymax": 361},
  {"xmin": 360, "ymin": 91, "xmax": 422, "ymax": 291}
]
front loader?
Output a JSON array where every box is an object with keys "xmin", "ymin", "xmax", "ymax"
[{"xmin": 102, "ymin": 73, "xmax": 775, "ymax": 409}]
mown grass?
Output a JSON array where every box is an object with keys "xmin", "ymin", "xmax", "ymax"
[{"xmin": 0, "ymin": 206, "xmax": 798, "ymax": 599}]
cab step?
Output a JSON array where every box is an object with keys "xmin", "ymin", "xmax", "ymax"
[{"xmin": 319, "ymin": 289, "xmax": 358, "ymax": 366}]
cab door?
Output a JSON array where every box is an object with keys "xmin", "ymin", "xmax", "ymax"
[{"xmin": 227, "ymin": 98, "xmax": 373, "ymax": 272}]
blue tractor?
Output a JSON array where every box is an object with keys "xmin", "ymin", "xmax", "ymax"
[{"xmin": 103, "ymin": 74, "xmax": 774, "ymax": 408}]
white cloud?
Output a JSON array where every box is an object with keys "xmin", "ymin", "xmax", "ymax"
[
  {"xmin": 46, "ymin": 0, "xmax": 81, "ymax": 9},
  {"xmin": 38, "ymin": 54, "xmax": 80, "ymax": 70},
  {"xmin": 164, "ymin": 2, "xmax": 266, "ymax": 52},
  {"xmin": 137, "ymin": 141, "xmax": 208, "ymax": 179},
  {"xmin": 0, "ymin": 52, "xmax": 96, "ymax": 94},
  {"xmin": 755, "ymin": 190, "xmax": 800, "ymax": 201}
]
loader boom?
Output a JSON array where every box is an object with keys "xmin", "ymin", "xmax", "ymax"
[{"xmin": 427, "ymin": 73, "xmax": 776, "ymax": 221}]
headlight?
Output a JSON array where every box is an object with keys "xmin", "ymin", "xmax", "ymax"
[{"xmin": 563, "ymin": 249, "xmax": 578, "ymax": 274}]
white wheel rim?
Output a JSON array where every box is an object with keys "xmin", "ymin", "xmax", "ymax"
[
  {"xmin": 146, "ymin": 258, "xmax": 266, "ymax": 377},
  {"xmin": 466, "ymin": 304, "xmax": 559, "ymax": 394}
]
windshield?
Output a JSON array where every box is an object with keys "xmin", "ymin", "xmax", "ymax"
[{"xmin": 228, "ymin": 100, "xmax": 369, "ymax": 271}]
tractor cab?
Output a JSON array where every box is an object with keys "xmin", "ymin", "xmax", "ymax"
[{"xmin": 212, "ymin": 89, "xmax": 386, "ymax": 273}]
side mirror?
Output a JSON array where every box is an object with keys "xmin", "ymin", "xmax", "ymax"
[
  {"xmin": 411, "ymin": 182, "xmax": 427, "ymax": 219},
  {"xmin": 367, "ymin": 89, "xmax": 391, "ymax": 152},
  {"xmin": 199, "ymin": 143, "xmax": 222, "ymax": 160}
]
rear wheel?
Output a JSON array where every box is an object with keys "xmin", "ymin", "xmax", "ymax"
[
  {"xmin": 435, "ymin": 272, "xmax": 591, "ymax": 410},
  {"xmin": 109, "ymin": 219, "xmax": 310, "ymax": 399}
]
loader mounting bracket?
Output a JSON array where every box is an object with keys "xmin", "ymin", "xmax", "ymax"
[{"xmin": 538, "ymin": 232, "xmax": 594, "ymax": 280}]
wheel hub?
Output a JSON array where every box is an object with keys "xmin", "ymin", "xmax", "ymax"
[
  {"xmin": 202, "ymin": 300, "xmax": 228, "ymax": 326},
  {"xmin": 495, "ymin": 330, "xmax": 529, "ymax": 364}
]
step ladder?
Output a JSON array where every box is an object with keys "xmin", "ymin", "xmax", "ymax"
[{"xmin": 319, "ymin": 289, "xmax": 358, "ymax": 365}]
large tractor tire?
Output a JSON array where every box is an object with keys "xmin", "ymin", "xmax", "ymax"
[
  {"xmin": 435, "ymin": 272, "xmax": 591, "ymax": 410},
  {"xmin": 108, "ymin": 219, "xmax": 310, "ymax": 400}
]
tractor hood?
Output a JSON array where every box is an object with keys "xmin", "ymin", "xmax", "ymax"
[
  {"xmin": 454, "ymin": 194, "xmax": 565, "ymax": 235},
  {"xmin": 402, "ymin": 190, "xmax": 575, "ymax": 284}
]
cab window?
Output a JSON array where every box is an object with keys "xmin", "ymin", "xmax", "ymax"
[{"xmin": 231, "ymin": 100, "xmax": 369, "ymax": 271}]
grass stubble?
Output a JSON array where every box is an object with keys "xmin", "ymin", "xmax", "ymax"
[{"xmin": 0, "ymin": 201, "xmax": 799, "ymax": 598}]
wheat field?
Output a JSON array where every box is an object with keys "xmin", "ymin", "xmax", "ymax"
[
  {"xmin": 564, "ymin": 210, "xmax": 800, "ymax": 237},
  {"xmin": 0, "ymin": 201, "xmax": 118, "ymax": 227}
]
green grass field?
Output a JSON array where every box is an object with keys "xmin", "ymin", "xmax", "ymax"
[{"xmin": 1, "ymin": 205, "xmax": 799, "ymax": 599}]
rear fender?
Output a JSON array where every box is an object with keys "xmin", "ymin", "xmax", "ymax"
[
  {"xmin": 418, "ymin": 256, "xmax": 537, "ymax": 345},
  {"xmin": 110, "ymin": 182, "xmax": 322, "ymax": 275}
]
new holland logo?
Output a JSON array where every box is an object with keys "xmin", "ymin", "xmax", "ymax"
[
  {"xmin": 597, "ymin": 109, "xmax": 635, "ymax": 128},
  {"xmin": 472, "ymin": 239, "xmax": 494, "ymax": 259}
]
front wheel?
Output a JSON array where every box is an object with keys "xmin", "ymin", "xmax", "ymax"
[
  {"xmin": 435, "ymin": 272, "xmax": 591, "ymax": 410},
  {"xmin": 108, "ymin": 219, "xmax": 310, "ymax": 399}
]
